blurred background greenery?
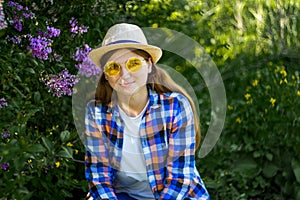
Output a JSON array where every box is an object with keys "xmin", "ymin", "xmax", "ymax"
[{"xmin": 0, "ymin": 0, "xmax": 299, "ymax": 199}]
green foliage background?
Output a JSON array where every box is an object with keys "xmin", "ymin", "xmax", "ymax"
[{"xmin": 0, "ymin": 0, "xmax": 299, "ymax": 199}]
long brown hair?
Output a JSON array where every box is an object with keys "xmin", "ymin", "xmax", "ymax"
[{"xmin": 95, "ymin": 49, "xmax": 201, "ymax": 149}]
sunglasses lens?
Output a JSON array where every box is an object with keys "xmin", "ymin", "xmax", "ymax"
[
  {"xmin": 126, "ymin": 57, "xmax": 142, "ymax": 72},
  {"xmin": 104, "ymin": 62, "xmax": 120, "ymax": 77}
]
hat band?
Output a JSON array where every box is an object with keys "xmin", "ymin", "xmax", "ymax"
[{"xmin": 106, "ymin": 40, "xmax": 141, "ymax": 46}]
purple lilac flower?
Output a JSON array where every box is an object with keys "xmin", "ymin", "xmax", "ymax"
[
  {"xmin": 0, "ymin": 98, "xmax": 8, "ymax": 109},
  {"xmin": 76, "ymin": 59, "xmax": 102, "ymax": 77},
  {"xmin": 74, "ymin": 44, "xmax": 91, "ymax": 62},
  {"xmin": 13, "ymin": 17, "xmax": 22, "ymax": 31},
  {"xmin": 37, "ymin": 30, "xmax": 43, "ymax": 35},
  {"xmin": 48, "ymin": 52, "xmax": 63, "ymax": 62},
  {"xmin": 78, "ymin": 26, "xmax": 88, "ymax": 34},
  {"xmin": 1, "ymin": 163, "xmax": 9, "ymax": 171},
  {"xmin": 0, "ymin": 1, "xmax": 7, "ymax": 30},
  {"xmin": 69, "ymin": 17, "xmax": 77, "ymax": 31},
  {"xmin": 44, "ymin": 26, "xmax": 61, "ymax": 38},
  {"xmin": 2, "ymin": 131, "xmax": 10, "ymax": 139},
  {"xmin": 27, "ymin": 35, "xmax": 53, "ymax": 60},
  {"xmin": 16, "ymin": 4, "xmax": 23, "ymax": 11},
  {"xmin": 8, "ymin": 1, "xmax": 17, "ymax": 7},
  {"xmin": 22, "ymin": 7, "xmax": 34, "ymax": 19},
  {"xmin": 69, "ymin": 17, "xmax": 88, "ymax": 37},
  {"xmin": 52, "ymin": 53, "xmax": 63, "ymax": 62},
  {"xmin": 73, "ymin": 44, "xmax": 101, "ymax": 77},
  {"xmin": 8, "ymin": 1, "xmax": 34, "ymax": 18},
  {"xmin": 7, "ymin": 2, "xmax": 35, "ymax": 31},
  {"xmin": 7, "ymin": 35, "xmax": 22, "ymax": 44},
  {"xmin": 40, "ymin": 69, "xmax": 79, "ymax": 97}
]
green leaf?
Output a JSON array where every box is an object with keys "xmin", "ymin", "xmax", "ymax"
[
  {"xmin": 60, "ymin": 130, "xmax": 70, "ymax": 143},
  {"xmin": 27, "ymin": 144, "xmax": 46, "ymax": 153},
  {"xmin": 262, "ymin": 163, "xmax": 278, "ymax": 178},
  {"xmin": 234, "ymin": 157, "xmax": 259, "ymax": 178},
  {"xmin": 34, "ymin": 91, "xmax": 41, "ymax": 104},
  {"xmin": 14, "ymin": 157, "xmax": 25, "ymax": 170},
  {"xmin": 58, "ymin": 146, "xmax": 73, "ymax": 159},
  {"xmin": 265, "ymin": 153, "xmax": 273, "ymax": 161},
  {"xmin": 30, "ymin": 59, "xmax": 39, "ymax": 67},
  {"xmin": 41, "ymin": 137, "xmax": 53, "ymax": 153},
  {"xmin": 291, "ymin": 159, "xmax": 300, "ymax": 183},
  {"xmin": 25, "ymin": 68, "xmax": 35, "ymax": 74},
  {"xmin": 234, "ymin": 158, "xmax": 258, "ymax": 171}
]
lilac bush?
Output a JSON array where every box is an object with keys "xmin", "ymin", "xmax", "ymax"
[
  {"xmin": 6, "ymin": 1, "xmax": 34, "ymax": 32},
  {"xmin": 40, "ymin": 69, "xmax": 79, "ymax": 97},
  {"xmin": 69, "ymin": 17, "xmax": 88, "ymax": 37},
  {"xmin": 27, "ymin": 35, "xmax": 53, "ymax": 60},
  {"xmin": 73, "ymin": 44, "xmax": 101, "ymax": 77},
  {"xmin": 0, "ymin": 0, "xmax": 128, "ymax": 199},
  {"xmin": 43, "ymin": 26, "xmax": 61, "ymax": 38}
]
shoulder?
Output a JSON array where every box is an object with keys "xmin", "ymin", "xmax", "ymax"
[
  {"xmin": 160, "ymin": 92, "xmax": 190, "ymax": 106},
  {"xmin": 86, "ymin": 100, "xmax": 109, "ymax": 114}
]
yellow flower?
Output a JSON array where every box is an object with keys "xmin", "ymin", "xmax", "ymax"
[
  {"xmin": 280, "ymin": 68, "xmax": 287, "ymax": 77},
  {"xmin": 244, "ymin": 93, "xmax": 251, "ymax": 100},
  {"xmin": 236, "ymin": 117, "xmax": 242, "ymax": 124},
  {"xmin": 28, "ymin": 159, "xmax": 32, "ymax": 163},
  {"xmin": 257, "ymin": 73, "xmax": 262, "ymax": 79},
  {"xmin": 280, "ymin": 78, "xmax": 288, "ymax": 85},
  {"xmin": 227, "ymin": 105, "xmax": 234, "ymax": 110},
  {"xmin": 55, "ymin": 161, "xmax": 60, "ymax": 168},
  {"xmin": 66, "ymin": 142, "xmax": 73, "ymax": 147},
  {"xmin": 74, "ymin": 149, "xmax": 79, "ymax": 155},
  {"xmin": 246, "ymin": 99, "xmax": 253, "ymax": 105},
  {"xmin": 270, "ymin": 98, "xmax": 276, "ymax": 107},
  {"xmin": 152, "ymin": 23, "xmax": 158, "ymax": 28},
  {"xmin": 297, "ymin": 91, "xmax": 300, "ymax": 96},
  {"xmin": 252, "ymin": 79, "xmax": 259, "ymax": 87}
]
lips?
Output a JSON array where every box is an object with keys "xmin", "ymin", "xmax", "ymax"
[{"xmin": 119, "ymin": 80, "xmax": 134, "ymax": 87}]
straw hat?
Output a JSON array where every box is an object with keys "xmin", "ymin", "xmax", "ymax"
[{"xmin": 88, "ymin": 23, "xmax": 162, "ymax": 67}]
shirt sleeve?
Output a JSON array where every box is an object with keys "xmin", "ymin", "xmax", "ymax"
[
  {"xmin": 159, "ymin": 94, "xmax": 209, "ymax": 200},
  {"xmin": 84, "ymin": 101, "xmax": 117, "ymax": 200}
]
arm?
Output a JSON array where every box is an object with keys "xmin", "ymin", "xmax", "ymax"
[
  {"xmin": 159, "ymin": 95, "xmax": 206, "ymax": 200},
  {"xmin": 84, "ymin": 101, "xmax": 117, "ymax": 200}
]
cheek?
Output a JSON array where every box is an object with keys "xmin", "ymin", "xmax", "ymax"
[{"xmin": 107, "ymin": 78, "xmax": 118, "ymax": 88}]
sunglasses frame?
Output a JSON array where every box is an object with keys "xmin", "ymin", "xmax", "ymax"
[{"xmin": 103, "ymin": 57, "xmax": 146, "ymax": 77}]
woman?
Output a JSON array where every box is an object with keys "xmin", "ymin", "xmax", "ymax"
[{"xmin": 85, "ymin": 23, "xmax": 210, "ymax": 200}]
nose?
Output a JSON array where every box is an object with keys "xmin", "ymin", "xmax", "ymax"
[{"xmin": 119, "ymin": 65, "xmax": 130, "ymax": 78}]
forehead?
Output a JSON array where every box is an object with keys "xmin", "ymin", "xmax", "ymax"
[{"xmin": 107, "ymin": 49, "xmax": 141, "ymax": 62}]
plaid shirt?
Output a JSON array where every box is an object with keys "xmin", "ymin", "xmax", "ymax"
[{"xmin": 84, "ymin": 88, "xmax": 210, "ymax": 200}]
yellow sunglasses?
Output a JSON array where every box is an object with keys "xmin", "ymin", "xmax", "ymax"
[{"xmin": 103, "ymin": 57, "xmax": 146, "ymax": 77}]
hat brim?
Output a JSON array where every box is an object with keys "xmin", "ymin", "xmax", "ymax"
[{"xmin": 88, "ymin": 43, "xmax": 162, "ymax": 67}]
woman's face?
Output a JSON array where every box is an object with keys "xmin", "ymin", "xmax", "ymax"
[{"xmin": 104, "ymin": 49, "xmax": 152, "ymax": 97}]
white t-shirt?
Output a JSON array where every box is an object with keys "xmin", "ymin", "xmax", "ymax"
[{"xmin": 115, "ymin": 101, "xmax": 155, "ymax": 200}]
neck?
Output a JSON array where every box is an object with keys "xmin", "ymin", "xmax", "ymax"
[{"xmin": 117, "ymin": 87, "xmax": 148, "ymax": 117}]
